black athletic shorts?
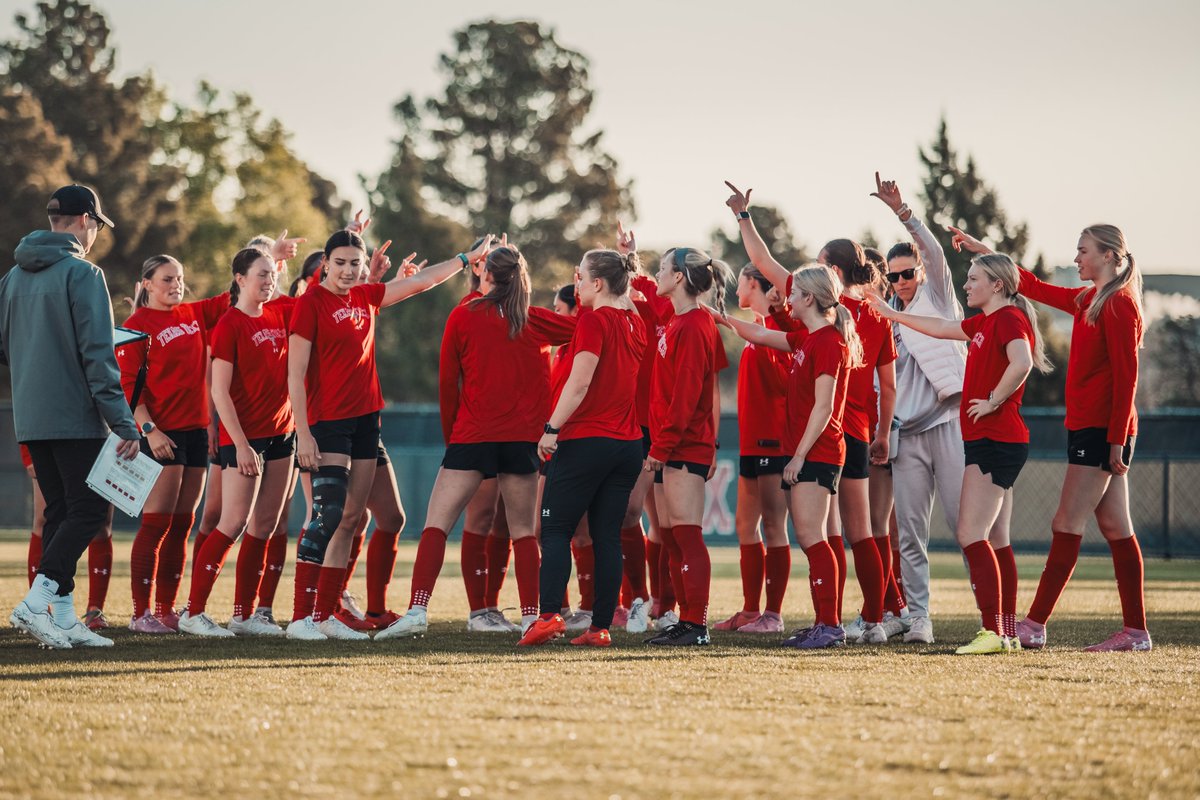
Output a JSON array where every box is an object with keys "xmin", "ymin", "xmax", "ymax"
[
  {"xmin": 841, "ymin": 434, "xmax": 870, "ymax": 480},
  {"xmin": 309, "ymin": 412, "xmax": 381, "ymax": 460},
  {"xmin": 653, "ymin": 459, "xmax": 711, "ymax": 485},
  {"xmin": 142, "ymin": 427, "xmax": 209, "ymax": 469},
  {"xmin": 781, "ymin": 460, "xmax": 841, "ymax": 495},
  {"xmin": 1067, "ymin": 427, "xmax": 1134, "ymax": 473},
  {"xmin": 376, "ymin": 443, "xmax": 391, "ymax": 468},
  {"xmin": 964, "ymin": 438, "xmax": 1028, "ymax": 490},
  {"xmin": 739, "ymin": 454, "xmax": 789, "ymax": 478},
  {"xmin": 641, "ymin": 426, "xmax": 652, "ymax": 460},
  {"xmin": 218, "ymin": 432, "xmax": 296, "ymax": 470},
  {"xmin": 443, "ymin": 441, "xmax": 539, "ymax": 478}
]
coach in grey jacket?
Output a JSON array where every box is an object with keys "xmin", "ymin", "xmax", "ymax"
[{"xmin": 1, "ymin": 185, "xmax": 140, "ymax": 649}]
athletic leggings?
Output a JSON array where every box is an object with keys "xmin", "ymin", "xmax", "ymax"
[{"xmin": 539, "ymin": 437, "xmax": 642, "ymax": 629}]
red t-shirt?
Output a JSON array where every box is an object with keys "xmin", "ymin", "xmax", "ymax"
[
  {"xmin": 960, "ymin": 305, "xmax": 1034, "ymax": 443},
  {"xmin": 439, "ymin": 302, "xmax": 575, "ymax": 444},
  {"xmin": 783, "ymin": 324, "xmax": 850, "ymax": 466},
  {"xmin": 841, "ymin": 295, "xmax": 896, "ymax": 443},
  {"xmin": 649, "ymin": 308, "xmax": 722, "ymax": 464},
  {"xmin": 737, "ymin": 316, "xmax": 788, "ymax": 457},
  {"xmin": 289, "ymin": 282, "xmax": 387, "ymax": 424},
  {"xmin": 556, "ymin": 306, "xmax": 646, "ymax": 442},
  {"xmin": 210, "ymin": 305, "xmax": 294, "ymax": 446},
  {"xmin": 117, "ymin": 302, "xmax": 214, "ymax": 431},
  {"xmin": 631, "ymin": 276, "xmax": 673, "ymax": 429}
]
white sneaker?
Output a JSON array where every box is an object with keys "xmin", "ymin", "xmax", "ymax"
[
  {"xmin": 843, "ymin": 614, "xmax": 867, "ymax": 641},
  {"xmin": 489, "ymin": 608, "xmax": 521, "ymax": 632},
  {"xmin": 375, "ymin": 607, "xmax": 427, "ymax": 640},
  {"xmin": 654, "ymin": 610, "xmax": 680, "ymax": 631},
  {"xmin": 178, "ymin": 611, "xmax": 235, "ymax": 638},
  {"xmin": 318, "ymin": 616, "xmax": 370, "ymax": 641},
  {"xmin": 856, "ymin": 622, "xmax": 889, "ymax": 644},
  {"xmin": 286, "ymin": 616, "xmax": 327, "ymax": 640},
  {"xmin": 11, "ymin": 602, "xmax": 71, "ymax": 649},
  {"xmin": 626, "ymin": 598, "xmax": 650, "ymax": 634},
  {"xmin": 63, "ymin": 622, "xmax": 114, "ymax": 647},
  {"xmin": 880, "ymin": 611, "xmax": 908, "ymax": 639},
  {"xmin": 564, "ymin": 610, "xmax": 593, "ymax": 633},
  {"xmin": 253, "ymin": 607, "xmax": 277, "ymax": 626},
  {"xmin": 229, "ymin": 613, "xmax": 285, "ymax": 637},
  {"xmin": 903, "ymin": 615, "xmax": 935, "ymax": 644},
  {"xmin": 467, "ymin": 611, "xmax": 514, "ymax": 632},
  {"xmin": 341, "ymin": 590, "xmax": 366, "ymax": 620},
  {"xmin": 520, "ymin": 614, "xmax": 538, "ymax": 635}
]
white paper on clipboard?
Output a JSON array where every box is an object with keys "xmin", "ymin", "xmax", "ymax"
[{"xmin": 85, "ymin": 432, "xmax": 163, "ymax": 517}]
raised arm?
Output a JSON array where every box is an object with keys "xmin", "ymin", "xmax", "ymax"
[
  {"xmin": 725, "ymin": 181, "xmax": 791, "ymax": 296},
  {"xmin": 380, "ymin": 236, "xmax": 493, "ymax": 308},
  {"xmin": 865, "ymin": 292, "xmax": 968, "ymax": 341},
  {"xmin": 711, "ymin": 308, "xmax": 793, "ymax": 352},
  {"xmin": 872, "ymin": 173, "xmax": 959, "ymax": 316}
]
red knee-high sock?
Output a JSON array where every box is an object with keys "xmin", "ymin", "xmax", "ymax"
[
  {"xmin": 190, "ymin": 529, "xmax": 208, "ymax": 579},
  {"xmin": 963, "ymin": 540, "xmax": 1002, "ymax": 634},
  {"xmin": 87, "ymin": 535, "xmax": 113, "ymax": 610},
  {"xmin": 739, "ymin": 542, "xmax": 766, "ymax": 614},
  {"xmin": 292, "ymin": 561, "xmax": 321, "ymax": 622},
  {"xmin": 512, "ymin": 536, "xmax": 541, "ymax": 618},
  {"xmin": 877, "ymin": 535, "xmax": 906, "ymax": 616},
  {"xmin": 233, "ymin": 535, "xmax": 269, "ymax": 620},
  {"xmin": 409, "ymin": 527, "xmax": 448, "ymax": 608},
  {"xmin": 659, "ymin": 526, "xmax": 686, "ymax": 616},
  {"xmin": 342, "ymin": 527, "xmax": 366, "ymax": 595},
  {"xmin": 572, "ymin": 541, "xmax": 595, "ymax": 612},
  {"xmin": 156, "ymin": 513, "xmax": 195, "ymax": 615},
  {"xmin": 658, "ymin": 536, "xmax": 678, "ymax": 614},
  {"xmin": 187, "ymin": 529, "xmax": 237, "ymax": 616},
  {"xmin": 1027, "ymin": 531, "xmax": 1082, "ymax": 625},
  {"xmin": 27, "ymin": 534, "xmax": 41, "ymax": 587},
  {"xmin": 620, "ymin": 573, "xmax": 634, "ymax": 609},
  {"xmin": 764, "ymin": 545, "xmax": 791, "ymax": 615},
  {"xmin": 313, "ymin": 566, "xmax": 347, "ymax": 623},
  {"xmin": 1108, "ymin": 536, "xmax": 1147, "ymax": 630},
  {"xmin": 993, "ymin": 545, "xmax": 1018, "ymax": 638},
  {"xmin": 129, "ymin": 512, "xmax": 172, "ymax": 618},
  {"xmin": 460, "ymin": 530, "xmax": 489, "ymax": 613},
  {"xmin": 646, "ymin": 539, "xmax": 663, "ymax": 606},
  {"xmin": 619, "ymin": 526, "xmax": 649, "ymax": 603},
  {"xmin": 365, "ymin": 528, "xmax": 400, "ymax": 616},
  {"xmin": 852, "ymin": 538, "xmax": 886, "ymax": 624},
  {"xmin": 803, "ymin": 541, "xmax": 840, "ymax": 627},
  {"xmin": 484, "ymin": 534, "xmax": 511, "ymax": 608},
  {"xmin": 258, "ymin": 533, "xmax": 289, "ymax": 608},
  {"xmin": 828, "ymin": 535, "xmax": 847, "ymax": 620},
  {"xmin": 673, "ymin": 525, "xmax": 710, "ymax": 626}
]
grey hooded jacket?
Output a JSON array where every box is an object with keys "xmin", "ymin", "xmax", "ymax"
[{"xmin": 0, "ymin": 230, "xmax": 138, "ymax": 441}]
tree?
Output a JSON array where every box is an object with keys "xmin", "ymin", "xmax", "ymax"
[
  {"xmin": 0, "ymin": 90, "xmax": 72, "ymax": 258},
  {"xmin": 711, "ymin": 203, "xmax": 810, "ymax": 272},
  {"xmin": 1142, "ymin": 316, "xmax": 1200, "ymax": 407}
]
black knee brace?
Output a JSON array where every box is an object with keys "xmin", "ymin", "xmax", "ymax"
[{"xmin": 297, "ymin": 465, "xmax": 349, "ymax": 564}]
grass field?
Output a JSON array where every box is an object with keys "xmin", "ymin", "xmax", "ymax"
[{"xmin": 0, "ymin": 531, "xmax": 1197, "ymax": 800}]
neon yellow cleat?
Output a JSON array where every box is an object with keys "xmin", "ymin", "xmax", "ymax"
[{"xmin": 955, "ymin": 629, "xmax": 1005, "ymax": 655}]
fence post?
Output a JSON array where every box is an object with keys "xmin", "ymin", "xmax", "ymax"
[{"xmin": 1161, "ymin": 457, "xmax": 1171, "ymax": 560}]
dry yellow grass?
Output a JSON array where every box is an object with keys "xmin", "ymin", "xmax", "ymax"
[{"xmin": 0, "ymin": 533, "xmax": 1197, "ymax": 800}]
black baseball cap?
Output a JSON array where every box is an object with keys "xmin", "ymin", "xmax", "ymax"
[{"xmin": 47, "ymin": 185, "xmax": 115, "ymax": 229}]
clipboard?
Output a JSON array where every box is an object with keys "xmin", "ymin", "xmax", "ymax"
[{"xmin": 114, "ymin": 326, "xmax": 150, "ymax": 410}]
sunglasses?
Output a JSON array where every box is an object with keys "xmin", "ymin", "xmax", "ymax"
[
  {"xmin": 887, "ymin": 268, "xmax": 919, "ymax": 283},
  {"xmin": 87, "ymin": 213, "xmax": 108, "ymax": 232}
]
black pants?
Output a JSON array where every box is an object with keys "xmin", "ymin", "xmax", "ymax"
[
  {"xmin": 24, "ymin": 439, "xmax": 111, "ymax": 596},
  {"xmin": 539, "ymin": 437, "xmax": 642, "ymax": 629}
]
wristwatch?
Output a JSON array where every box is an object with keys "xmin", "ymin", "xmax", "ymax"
[
  {"xmin": 141, "ymin": 421, "xmax": 156, "ymax": 435},
  {"xmin": 544, "ymin": 423, "xmax": 560, "ymax": 435}
]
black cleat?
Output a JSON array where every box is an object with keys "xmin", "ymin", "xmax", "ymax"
[{"xmin": 650, "ymin": 621, "xmax": 710, "ymax": 647}]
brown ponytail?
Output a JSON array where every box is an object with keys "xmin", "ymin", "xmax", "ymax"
[
  {"xmin": 581, "ymin": 248, "xmax": 637, "ymax": 295},
  {"xmin": 133, "ymin": 255, "xmax": 182, "ymax": 309},
  {"xmin": 663, "ymin": 247, "xmax": 734, "ymax": 317},
  {"xmin": 470, "ymin": 245, "xmax": 530, "ymax": 338}
]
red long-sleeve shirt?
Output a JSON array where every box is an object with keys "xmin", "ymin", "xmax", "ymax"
[
  {"xmin": 632, "ymin": 275, "xmax": 674, "ymax": 428},
  {"xmin": 737, "ymin": 315, "xmax": 788, "ymax": 457},
  {"xmin": 1018, "ymin": 268, "xmax": 1141, "ymax": 444},
  {"xmin": 649, "ymin": 308, "xmax": 722, "ymax": 464}
]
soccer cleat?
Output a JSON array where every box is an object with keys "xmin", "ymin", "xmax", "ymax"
[
  {"xmin": 1003, "ymin": 636, "xmax": 1023, "ymax": 653},
  {"xmin": 466, "ymin": 610, "xmax": 514, "ymax": 632},
  {"xmin": 129, "ymin": 610, "xmax": 174, "ymax": 634},
  {"xmin": 653, "ymin": 610, "xmax": 680, "ymax": 631},
  {"xmin": 651, "ymin": 621, "xmax": 710, "ymax": 647},
  {"xmin": 842, "ymin": 614, "xmax": 867, "ymax": 641},
  {"xmin": 178, "ymin": 611, "xmax": 235, "ymax": 638},
  {"xmin": 62, "ymin": 622, "xmax": 114, "ymax": 647},
  {"xmin": 1015, "ymin": 618, "xmax": 1046, "ymax": 650},
  {"xmin": 563, "ymin": 610, "xmax": 593, "ymax": 633},
  {"xmin": 880, "ymin": 612, "xmax": 908, "ymax": 639},
  {"xmin": 333, "ymin": 608, "xmax": 376, "ymax": 632},
  {"xmin": 318, "ymin": 616, "xmax": 370, "ymax": 641},
  {"xmin": 229, "ymin": 614, "xmax": 285, "ymax": 637},
  {"xmin": 285, "ymin": 616, "xmax": 327, "ymax": 641},
  {"xmin": 785, "ymin": 623, "xmax": 846, "ymax": 650},
  {"xmin": 488, "ymin": 608, "xmax": 521, "ymax": 633},
  {"xmin": 738, "ymin": 611, "xmax": 785, "ymax": 634},
  {"xmin": 83, "ymin": 609, "xmax": 110, "ymax": 631},
  {"xmin": 253, "ymin": 607, "xmax": 277, "ymax": 626},
  {"xmin": 903, "ymin": 615, "xmax": 935, "ymax": 644},
  {"xmin": 712, "ymin": 610, "xmax": 760, "ymax": 632},
  {"xmin": 612, "ymin": 606, "xmax": 630, "ymax": 628},
  {"xmin": 340, "ymin": 590, "xmax": 366, "ymax": 621},
  {"xmin": 856, "ymin": 622, "xmax": 889, "ymax": 645},
  {"xmin": 955, "ymin": 629, "xmax": 1005, "ymax": 655},
  {"xmin": 625, "ymin": 598, "xmax": 651, "ymax": 634},
  {"xmin": 1083, "ymin": 628, "xmax": 1152, "ymax": 652},
  {"xmin": 571, "ymin": 628, "xmax": 613, "ymax": 647},
  {"xmin": 155, "ymin": 609, "xmax": 182, "ymax": 632},
  {"xmin": 517, "ymin": 614, "xmax": 567, "ymax": 647},
  {"xmin": 10, "ymin": 602, "xmax": 71, "ymax": 649},
  {"xmin": 366, "ymin": 610, "xmax": 403, "ymax": 630},
  {"xmin": 643, "ymin": 623, "xmax": 680, "ymax": 645},
  {"xmin": 780, "ymin": 625, "xmax": 815, "ymax": 648},
  {"xmin": 374, "ymin": 607, "xmax": 428, "ymax": 640}
]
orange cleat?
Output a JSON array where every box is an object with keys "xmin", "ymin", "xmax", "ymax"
[
  {"xmin": 570, "ymin": 628, "xmax": 612, "ymax": 647},
  {"xmin": 333, "ymin": 608, "xmax": 376, "ymax": 632},
  {"xmin": 517, "ymin": 614, "xmax": 566, "ymax": 647}
]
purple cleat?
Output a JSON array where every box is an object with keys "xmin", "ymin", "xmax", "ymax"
[{"xmin": 782, "ymin": 623, "xmax": 845, "ymax": 650}]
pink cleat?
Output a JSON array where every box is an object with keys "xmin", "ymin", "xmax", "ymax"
[
  {"xmin": 1015, "ymin": 618, "xmax": 1046, "ymax": 650},
  {"xmin": 1084, "ymin": 628, "xmax": 1152, "ymax": 652},
  {"xmin": 737, "ymin": 611, "xmax": 784, "ymax": 634},
  {"xmin": 129, "ymin": 610, "xmax": 175, "ymax": 634},
  {"xmin": 155, "ymin": 609, "xmax": 182, "ymax": 632},
  {"xmin": 612, "ymin": 606, "xmax": 630, "ymax": 628},
  {"xmin": 712, "ymin": 610, "xmax": 760, "ymax": 632}
]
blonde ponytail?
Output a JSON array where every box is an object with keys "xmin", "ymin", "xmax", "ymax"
[
  {"xmin": 973, "ymin": 254, "xmax": 1053, "ymax": 375},
  {"xmin": 1079, "ymin": 225, "xmax": 1143, "ymax": 340},
  {"xmin": 792, "ymin": 265, "xmax": 864, "ymax": 369}
]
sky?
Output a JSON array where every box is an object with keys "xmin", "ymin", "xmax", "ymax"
[{"xmin": 3, "ymin": 0, "xmax": 1197, "ymax": 272}]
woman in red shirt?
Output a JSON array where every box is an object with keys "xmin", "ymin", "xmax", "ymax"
[
  {"xmin": 712, "ymin": 264, "xmax": 791, "ymax": 634},
  {"xmin": 519, "ymin": 249, "xmax": 647, "ymax": 647},
  {"xmin": 870, "ymin": 254, "xmax": 1051, "ymax": 654},
  {"xmin": 286, "ymin": 229, "xmax": 486, "ymax": 641},
  {"xmin": 719, "ymin": 265, "xmax": 863, "ymax": 649},
  {"xmin": 117, "ymin": 255, "xmax": 228, "ymax": 634},
  {"xmin": 377, "ymin": 244, "xmax": 576, "ymax": 640},
  {"xmin": 950, "ymin": 224, "xmax": 1150, "ymax": 652}
]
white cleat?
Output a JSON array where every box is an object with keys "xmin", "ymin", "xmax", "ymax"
[
  {"xmin": 341, "ymin": 590, "xmax": 366, "ymax": 620},
  {"xmin": 62, "ymin": 622, "xmax": 114, "ymax": 647},
  {"xmin": 467, "ymin": 610, "xmax": 515, "ymax": 632},
  {"xmin": 856, "ymin": 622, "xmax": 889, "ymax": 644},
  {"xmin": 178, "ymin": 611, "xmax": 235, "ymax": 638},
  {"xmin": 843, "ymin": 614, "xmax": 867, "ymax": 641},
  {"xmin": 286, "ymin": 616, "xmax": 327, "ymax": 640},
  {"xmin": 903, "ymin": 615, "xmax": 935, "ymax": 644},
  {"xmin": 229, "ymin": 613, "xmax": 285, "ymax": 637},
  {"xmin": 563, "ymin": 610, "xmax": 593, "ymax": 633},
  {"xmin": 375, "ymin": 607, "xmax": 427, "ymax": 640},
  {"xmin": 10, "ymin": 602, "xmax": 71, "ymax": 649},
  {"xmin": 318, "ymin": 616, "xmax": 370, "ymax": 641},
  {"xmin": 626, "ymin": 598, "xmax": 651, "ymax": 634},
  {"xmin": 880, "ymin": 611, "xmax": 908, "ymax": 639},
  {"xmin": 654, "ymin": 610, "xmax": 680, "ymax": 631},
  {"xmin": 489, "ymin": 608, "xmax": 521, "ymax": 632}
]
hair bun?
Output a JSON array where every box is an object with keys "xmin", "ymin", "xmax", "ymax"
[{"xmin": 623, "ymin": 252, "xmax": 638, "ymax": 273}]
